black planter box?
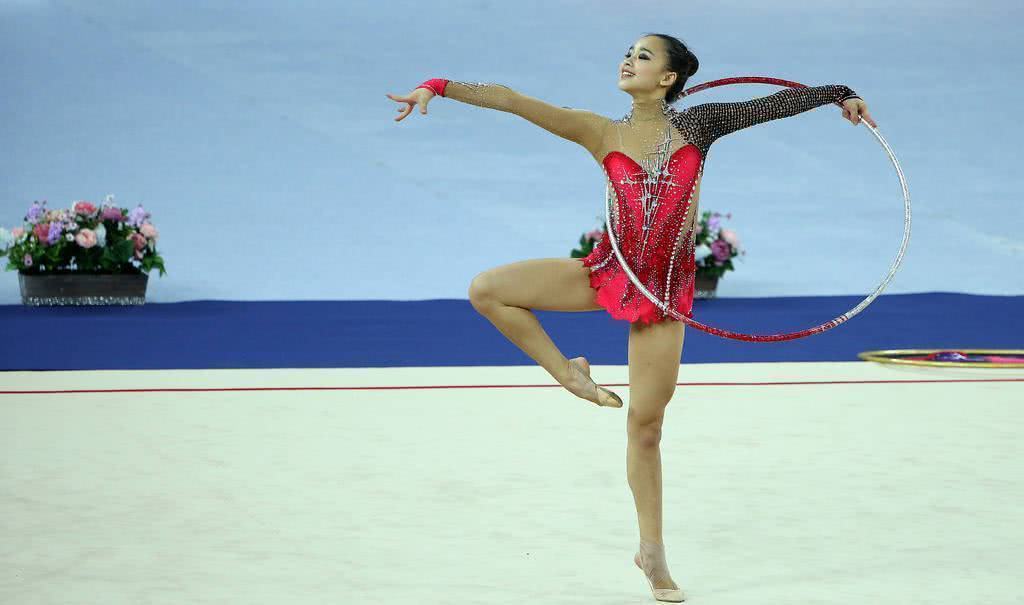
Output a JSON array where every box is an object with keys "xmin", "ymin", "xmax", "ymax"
[
  {"xmin": 18, "ymin": 272, "xmax": 149, "ymax": 306},
  {"xmin": 695, "ymin": 274, "xmax": 719, "ymax": 299}
]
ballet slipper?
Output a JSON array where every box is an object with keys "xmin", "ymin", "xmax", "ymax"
[
  {"xmin": 566, "ymin": 357, "xmax": 623, "ymax": 408},
  {"xmin": 634, "ymin": 539, "xmax": 685, "ymax": 602}
]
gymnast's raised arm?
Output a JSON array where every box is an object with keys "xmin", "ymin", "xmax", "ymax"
[
  {"xmin": 386, "ymin": 78, "xmax": 611, "ymax": 156},
  {"xmin": 679, "ymin": 83, "xmax": 865, "ymax": 145}
]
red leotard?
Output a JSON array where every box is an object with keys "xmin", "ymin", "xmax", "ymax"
[{"xmin": 581, "ymin": 86, "xmax": 858, "ymax": 325}]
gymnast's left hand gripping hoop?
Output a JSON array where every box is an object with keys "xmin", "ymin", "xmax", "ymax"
[{"xmin": 603, "ymin": 76, "xmax": 911, "ymax": 342}]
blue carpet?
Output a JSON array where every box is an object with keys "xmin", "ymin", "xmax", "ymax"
[{"xmin": 1, "ymin": 293, "xmax": 1020, "ymax": 371}]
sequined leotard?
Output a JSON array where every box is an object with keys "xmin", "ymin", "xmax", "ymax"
[{"xmin": 438, "ymin": 81, "xmax": 860, "ymax": 325}]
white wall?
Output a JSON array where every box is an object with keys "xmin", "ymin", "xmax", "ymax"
[{"xmin": 2, "ymin": 0, "xmax": 1021, "ymax": 302}]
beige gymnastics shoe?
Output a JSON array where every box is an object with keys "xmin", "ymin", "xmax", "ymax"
[
  {"xmin": 634, "ymin": 540, "xmax": 686, "ymax": 602},
  {"xmin": 566, "ymin": 357, "xmax": 623, "ymax": 408}
]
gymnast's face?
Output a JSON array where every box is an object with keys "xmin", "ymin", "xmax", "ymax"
[{"xmin": 618, "ymin": 36, "xmax": 677, "ymax": 98}]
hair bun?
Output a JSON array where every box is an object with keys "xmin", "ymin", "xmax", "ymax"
[{"xmin": 686, "ymin": 56, "xmax": 699, "ymax": 77}]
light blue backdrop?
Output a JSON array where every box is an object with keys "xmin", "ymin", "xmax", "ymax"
[{"xmin": 2, "ymin": 0, "xmax": 1021, "ymax": 303}]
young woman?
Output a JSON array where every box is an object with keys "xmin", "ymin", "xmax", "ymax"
[{"xmin": 387, "ymin": 32, "xmax": 874, "ymax": 602}]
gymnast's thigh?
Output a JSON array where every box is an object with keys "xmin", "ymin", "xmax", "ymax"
[
  {"xmin": 627, "ymin": 317, "xmax": 685, "ymax": 416},
  {"xmin": 468, "ymin": 257, "xmax": 603, "ymax": 312}
]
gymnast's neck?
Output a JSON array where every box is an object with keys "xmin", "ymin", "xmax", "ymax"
[{"xmin": 627, "ymin": 96, "xmax": 669, "ymax": 123}]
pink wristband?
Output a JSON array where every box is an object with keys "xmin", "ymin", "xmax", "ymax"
[{"xmin": 415, "ymin": 78, "xmax": 449, "ymax": 97}]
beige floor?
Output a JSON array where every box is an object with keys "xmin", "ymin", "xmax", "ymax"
[{"xmin": 1, "ymin": 361, "xmax": 1022, "ymax": 604}]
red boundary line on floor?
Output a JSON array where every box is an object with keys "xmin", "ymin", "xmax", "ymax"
[{"xmin": 2, "ymin": 378, "xmax": 1022, "ymax": 395}]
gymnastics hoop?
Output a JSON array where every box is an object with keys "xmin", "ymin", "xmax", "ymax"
[
  {"xmin": 603, "ymin": 76, "xmax": 911, "ymax": 342},
  {"xmin": 858, "ymin": 349, "xmax": 1024, "ymax": 369}
]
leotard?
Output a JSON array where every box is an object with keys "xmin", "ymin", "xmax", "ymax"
[{"xmin": 435, "ymin": 80, "xmax": 860, "ymax": 325}]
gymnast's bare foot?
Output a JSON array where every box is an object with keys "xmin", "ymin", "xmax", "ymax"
[{"xmin": 564, "ymin": 357, "xmax": 623, "ymax": 408}]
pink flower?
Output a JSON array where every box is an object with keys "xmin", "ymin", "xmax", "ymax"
[
  {"xmin": 129, "ymin": 232, "xmax": 147, "ymax": 258},
  {"xmin": 140, "ymin": 223, "xmax": 159, "ymax": 240},
  {"xmin": 32, "ymin": 222, "xmax": 50, "ymax": 244},
  {"xmin": 719, "ymin": 228, "xmax": 740, "ymax": 247},
  {"xmin": 695, "ymin": 222, "xmax": 703, "ymax": 235},
  {"xmin": 101, "ymin": 207, "xmax": 123, "ymax": 221},
  {"xmin": 710, "ymin": 239, "xmax": 732, "ymax": 261},
  {"xmin": 75, "ymin": 228, "xmax": 98, "ymax": 248},
  {"xmin": 73, "ymin": 201, "xmax": 97, "ymax": 216},
  {"xmin": 23, "ymin": 254, "xmax": 33, "ymax": 267},
  {"xmin": 11, "ymin": 227, "xmax": 24, "ymax": 239}
]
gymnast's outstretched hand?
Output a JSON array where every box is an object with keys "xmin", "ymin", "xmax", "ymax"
[
  {"xmin": 386, "ymin": 88, "xmax": 435, "ymax": 122},
  {"xmin": 841, "ymin": 97, "xmax": 877, "ymax": 127}
]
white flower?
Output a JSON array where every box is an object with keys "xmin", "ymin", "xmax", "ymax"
[
  {"xmin": 694, "ymin": 243, "xmax": 712, "ymax": 261},
  {"xmin": 0, "ymin": 227, "xmax": 11, "ymax": 250}
]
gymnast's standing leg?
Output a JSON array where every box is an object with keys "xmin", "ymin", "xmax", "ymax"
[{"xmin": 627, "ymin": 317, "xmax": 686, "ymax": 595}]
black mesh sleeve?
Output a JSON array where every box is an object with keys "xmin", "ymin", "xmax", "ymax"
[{"xmin": 684, "ymin": 84, "xmax": 860, "ymax": 144}]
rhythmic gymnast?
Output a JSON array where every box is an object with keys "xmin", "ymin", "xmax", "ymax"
[{"xmin": 386, "ymin": 33, "xmax": 875, "ymax": 602}]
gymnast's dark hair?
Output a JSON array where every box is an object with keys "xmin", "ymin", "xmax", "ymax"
[{"xmin": 642, "ymin": 32, "xmax": 699, "ymax": 104}]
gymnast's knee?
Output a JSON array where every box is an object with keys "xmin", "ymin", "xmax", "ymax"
[
  {"xmin": 627, "ymin": 409, "xmax": 665, "ymax": 447},
  {"xmin": 468, "ymin": 273, "xmax": 498, "ymax": 310}
]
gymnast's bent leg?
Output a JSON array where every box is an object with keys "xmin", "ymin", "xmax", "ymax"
[{"xmin": 467, "ymin": 257, "xmax": 622, "ymax": 407}]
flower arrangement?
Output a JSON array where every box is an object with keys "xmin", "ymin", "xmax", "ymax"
[
  {"xmin": 692, "ymin": 210, "xmax": 744, "ymax": 279},
  {"xmin": 571, "ymin": 210, "xmax": 744, "ymax": 279},
  {"xmin": 570, "ymin": 217, "xmax": 608, "ymax": 259},
  {"xmin": 0, "ymin": 195, "xmax": 167, "ymax": 276}
]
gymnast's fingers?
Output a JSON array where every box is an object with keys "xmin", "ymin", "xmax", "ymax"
[
  {"xmin": 386, "ymin": 93, "xmax": 413, "ymax": 122},
  {"xmin": 862, "ymin": 108, "xmax": 877, "ymax": 128},
  {"xmin": 394, "ymin": 101, "xmax": 413, "ymax": 122}
]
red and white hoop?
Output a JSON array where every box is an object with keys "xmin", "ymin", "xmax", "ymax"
[{"xmin": 604, "ymin": 76, "xmax": 911, "ymax": 342}]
